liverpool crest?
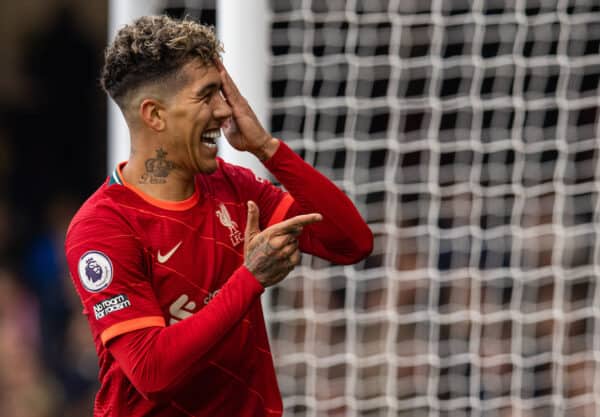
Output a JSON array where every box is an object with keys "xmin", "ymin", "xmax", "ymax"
[{"xmin": 216, "ymin": 203, "xmax": 243, "ymax": 246}]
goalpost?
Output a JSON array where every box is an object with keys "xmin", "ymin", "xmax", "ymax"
[
  {"xmin": 109, "ymin": 1, "xmax": 600, "ymax": 416},
  {"xmin": 107, "ymin": 0, "xmax": 162, "ymax": 171}
]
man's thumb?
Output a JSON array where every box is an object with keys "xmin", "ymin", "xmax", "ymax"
[{"xmin": 245, "ymin": 200, "xmax": 260, "ymax": 239}]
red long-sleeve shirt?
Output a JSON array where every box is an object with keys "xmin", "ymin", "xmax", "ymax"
[{"xmin": 65, "ymin": 141, "xmax": 372, "ymax": 416}]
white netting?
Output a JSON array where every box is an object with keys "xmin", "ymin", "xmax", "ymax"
[
  {"xmin": 266, "ymin": 1, "xmax": 600, "ymax": 417},
  {"xmin": 161, "ymin": 0, "xmax": 600, "ymax": 415}
]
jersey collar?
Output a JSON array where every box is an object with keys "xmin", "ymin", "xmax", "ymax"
[{"xmin": 109, "ymin": 162, "xmax": 200, "ymax": 211}]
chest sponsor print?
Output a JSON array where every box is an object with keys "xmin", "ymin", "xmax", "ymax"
[{"xmin": 168, "ymin": 290, "xmax": 221, "ymax": 325}]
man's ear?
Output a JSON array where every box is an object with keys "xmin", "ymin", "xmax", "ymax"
[{"xmin": 139, "ymin": 98, "xmax": 166, "ymax": 132}]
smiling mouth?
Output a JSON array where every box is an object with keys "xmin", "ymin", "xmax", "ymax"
[{"xmin": 200, "ymin": 129, "xmax": 221, "ymax": 149}]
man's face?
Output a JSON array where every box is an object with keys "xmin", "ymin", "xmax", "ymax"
[{"xmin": 161, "ymin": 60, "xmax": 231, "ymax": 175}]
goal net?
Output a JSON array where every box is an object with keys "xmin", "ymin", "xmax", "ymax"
[
  {"xmin": 266, "ymin": 1, "xmax": 600, "ymax": 417},
  {"xmin": 152, "ymin": 0, "xmax": 600, "ymax": 415}
]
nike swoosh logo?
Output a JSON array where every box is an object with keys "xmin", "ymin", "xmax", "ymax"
[{"xmin": 157, "ymin": 241, "xmax": 183, "ymax": 264}]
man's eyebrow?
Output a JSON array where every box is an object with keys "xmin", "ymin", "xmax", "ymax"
[{"xmin": 195, "ymin": 82, "xmax": 220, "ymax": 97}]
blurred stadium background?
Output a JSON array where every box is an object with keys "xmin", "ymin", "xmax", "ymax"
[{"xmin": 1, "ymin": 1, "xmax": 600, "ymax": 416}]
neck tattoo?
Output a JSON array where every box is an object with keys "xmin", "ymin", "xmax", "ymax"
[{"xmin": 139, "ymin": 147, "xmax": 176, "ymax": 184}]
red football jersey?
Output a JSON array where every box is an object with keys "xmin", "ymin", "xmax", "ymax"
[{"xmin": 65, "ymin": 158, "xmax": 293, "ymax": 416}]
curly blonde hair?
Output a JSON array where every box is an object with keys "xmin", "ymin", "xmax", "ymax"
[{"xmin": 101, "ymin": 15, "xmax": 223, "ymax": 104}]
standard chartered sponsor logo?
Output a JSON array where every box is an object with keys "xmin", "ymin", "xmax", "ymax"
[
  {"xmin": 204, "ymin": 289, "xmax": 220, "ymax": 305},
  {"xmin": 169, "ymin": 294, "xmax": 196, "ymax": 325},
  {"xmin": 168, "ymin": 290, "xmax": 220, "ymax": 325},
  {"xmin": 94, "ymin": 294, "xmax": 131, "ymax": 319}
]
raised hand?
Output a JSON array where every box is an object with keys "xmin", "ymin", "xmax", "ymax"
[
  {"xmin": 215, "ymin": 58, "xmax": 280, "ymax": 160},
  {"xmin": 243, "ymin": 201, "xmax": 322, "ymax": 288}
]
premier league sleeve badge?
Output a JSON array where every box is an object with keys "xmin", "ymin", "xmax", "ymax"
[{"xmin": 78, "ymin": 250, "xmax": 114, "ymax": 293}]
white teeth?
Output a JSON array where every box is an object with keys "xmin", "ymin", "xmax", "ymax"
[
  {"xmin": 200, "ymin": 129, "xmax": 220, "ymax": 151},
  {"xmin": 201, "ymin": 129, "xmax": 221, "ymax": 140}
]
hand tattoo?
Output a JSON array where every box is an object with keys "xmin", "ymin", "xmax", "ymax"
[{"xmin": 245, "ymin": 235, "xmax": 279, "ymax": 275}]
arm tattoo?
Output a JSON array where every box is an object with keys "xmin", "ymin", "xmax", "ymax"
[{"xmin": 139, "ymin": 147, "xmax": 176, "ymax": 184}]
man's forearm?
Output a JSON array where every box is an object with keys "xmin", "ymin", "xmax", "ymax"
[
  {"xmin": 251, "ymin": 137, "xmax": 280, "ymax": 161},
  {"xmin": 262, "ymin": 141, "xmax": 373, "ymax": 264},
  {"xmin": 107, "ymin": 266, "xmax": 263, "ymax": 402}
]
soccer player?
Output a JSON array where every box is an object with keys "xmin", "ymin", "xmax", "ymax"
[{"xmin": 65, "ymin": 15, "xmax": 373, "ymax": 417}]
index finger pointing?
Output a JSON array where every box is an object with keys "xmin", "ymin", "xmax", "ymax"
[{"xmin": 269, "ymin": 213, "xmax": 323, "ymax": 235}]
